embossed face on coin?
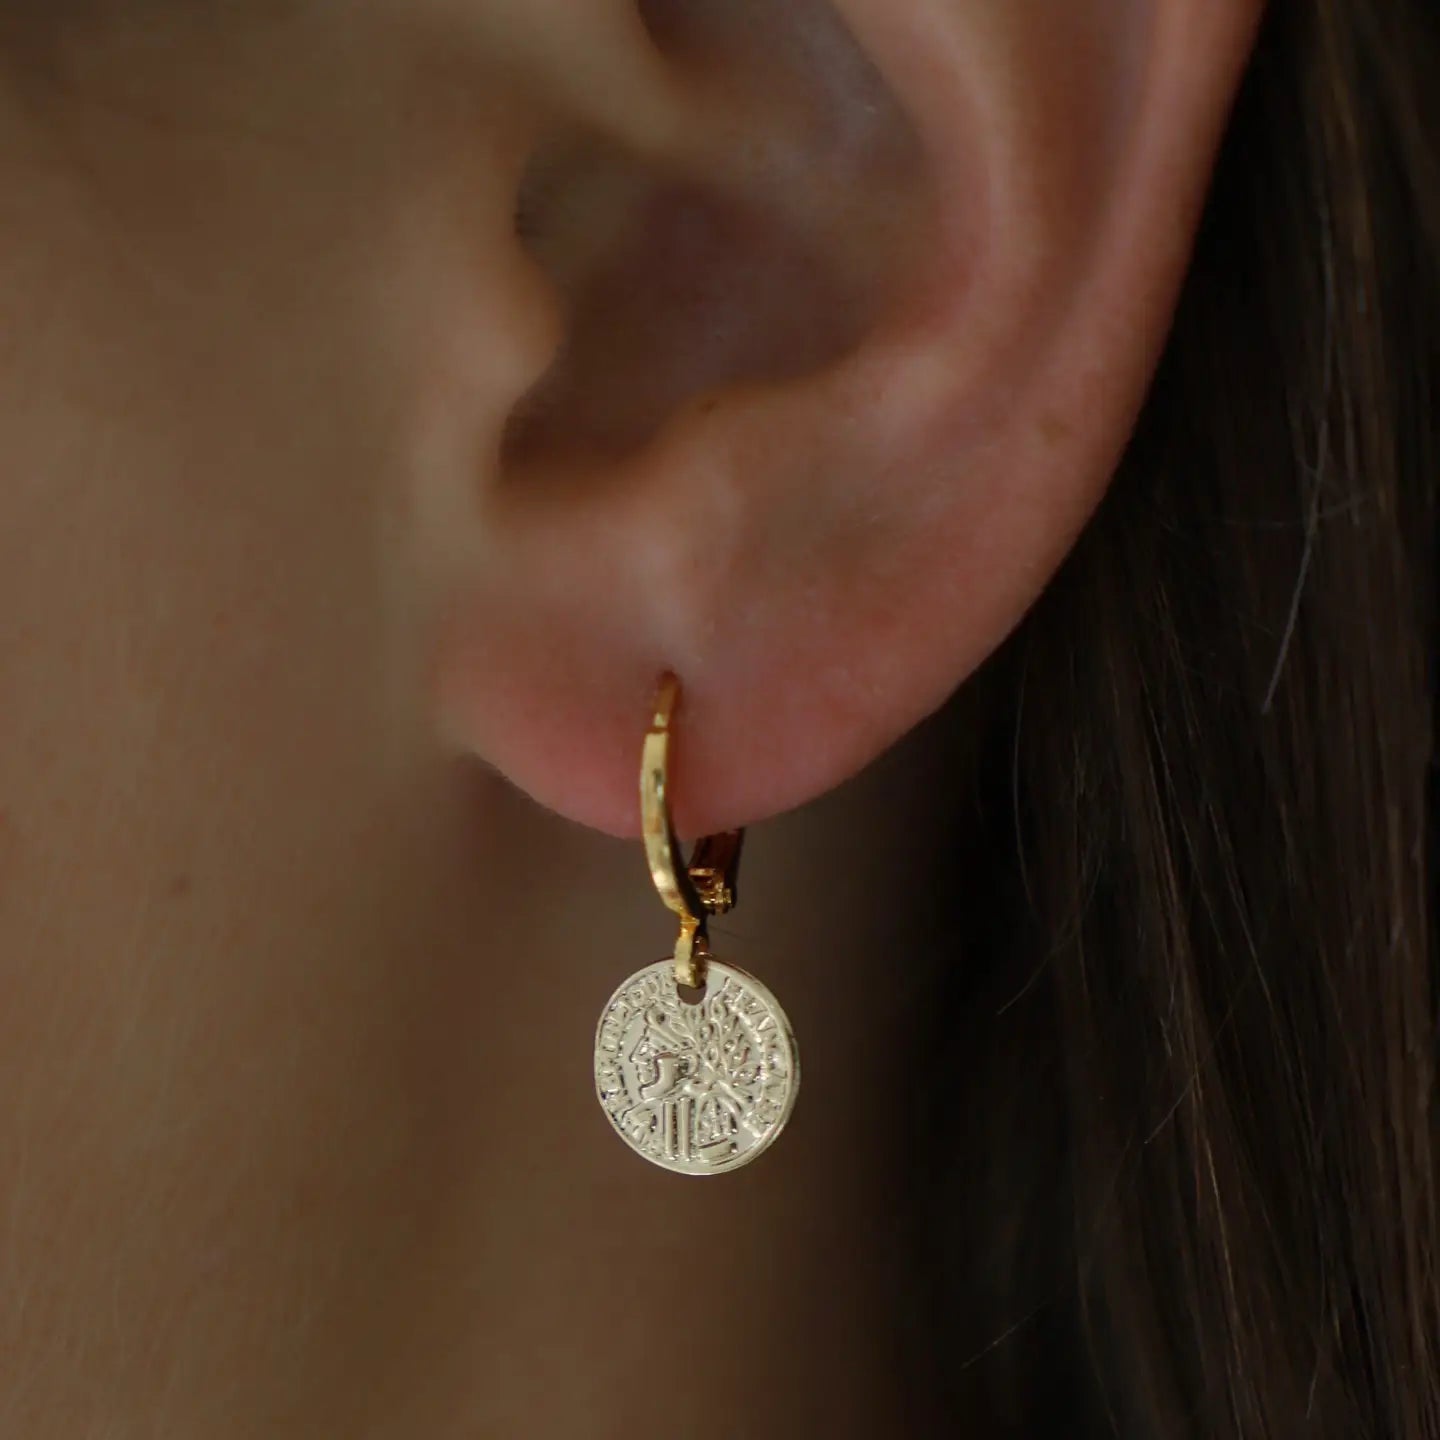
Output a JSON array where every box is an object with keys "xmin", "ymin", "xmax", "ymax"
[{"xmin": 594, "ymin": 959, "xmax": 799, "ymax": 1175}]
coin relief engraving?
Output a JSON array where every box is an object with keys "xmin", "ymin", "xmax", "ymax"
[{"xmin": 595, "ymin": 959, "xmax": 799, "ymax": 1175}]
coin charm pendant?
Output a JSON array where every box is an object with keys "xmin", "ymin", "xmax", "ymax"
[{"xmin": 595, "ymin": 958, "xmax": 799, "ymax": 1175}]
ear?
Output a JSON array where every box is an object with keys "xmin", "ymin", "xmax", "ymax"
[{"xmin": 426, "ymin": 0, "xmax": 1263, "ymax": 838}]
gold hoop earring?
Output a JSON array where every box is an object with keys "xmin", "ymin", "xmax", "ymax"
[{"xmin": 593, "ymin": 673, "xmax": 800, "ymax": 1174}]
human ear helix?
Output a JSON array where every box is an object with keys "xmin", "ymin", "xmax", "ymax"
[{"xmin": 593, "ymin": 673, "xmax": 799, "ymax": 1174}]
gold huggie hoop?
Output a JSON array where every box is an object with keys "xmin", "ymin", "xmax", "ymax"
[
  {"xmin": 593, "ymin": 672, "xmax": 797, "ymax": 1174},
  {"xmin": 640, "ymin": 672, "xmax": 744, "ymax": 989}
]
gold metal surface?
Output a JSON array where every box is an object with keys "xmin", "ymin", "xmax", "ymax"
[
  {"xmin": 640, "ymin": 673, "xmax": 744, "ymax": 988},
  {"xmin": 594, "ymin": 671, "xmax": 798, "ymax": 1174},
  {"xmin": 594, "ymin": 958, "xmax": 799, "ymax": 1175}
]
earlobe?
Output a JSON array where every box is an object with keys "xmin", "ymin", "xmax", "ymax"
[{"xmin": 428, "ymin": 0, "xmax": 1264, "ymax": 839}]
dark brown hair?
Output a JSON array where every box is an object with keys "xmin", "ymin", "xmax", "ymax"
[{"xmin": 909, "ymin": 2, "xmax": 1440, "ymax": 1434}]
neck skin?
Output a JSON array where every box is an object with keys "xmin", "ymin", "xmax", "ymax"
[{"xmin": 0, "ymin": 18, "xmax": 966, "ymax": 1435}]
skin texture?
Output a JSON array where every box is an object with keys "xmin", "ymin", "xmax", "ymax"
[{"xmin": 0, "ymin": 2, "xmax": 1260, "ymax": 1435}]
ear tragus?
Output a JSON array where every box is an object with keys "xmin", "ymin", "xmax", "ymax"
[{"xmin": 499, "ymin": 0, "xmax": 935, "ymax": 481}]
